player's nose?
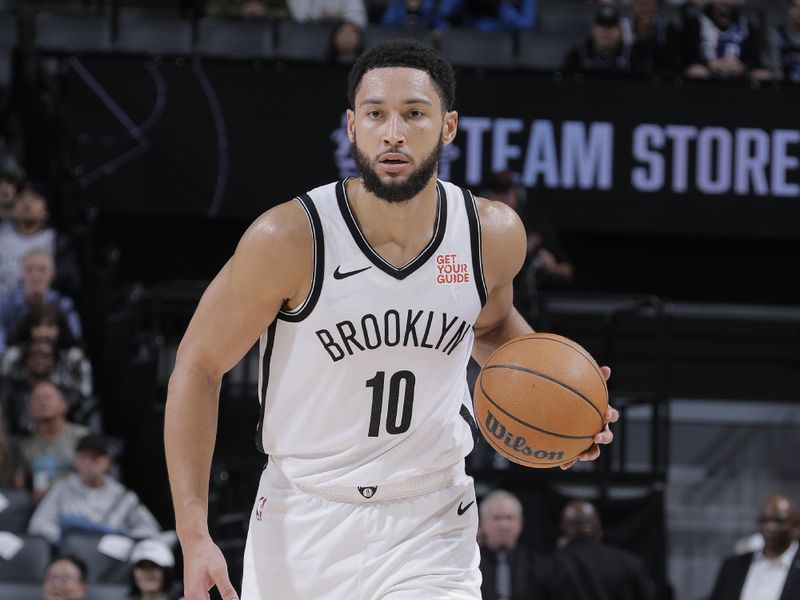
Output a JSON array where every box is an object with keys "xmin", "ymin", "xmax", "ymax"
[{"xmin": 382, "ymin": 113, "xmax": 406, "ymax": 146}]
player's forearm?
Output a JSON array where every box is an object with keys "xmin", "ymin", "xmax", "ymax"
[
  {"xmin": 165, "ymin": 364, "xmax": 222, "ymax": 543},
  {"xmin": 472, "ymin": 306, "xmax": 533, "ymax": 367}
]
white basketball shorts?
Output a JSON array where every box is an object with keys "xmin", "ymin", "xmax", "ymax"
[{"xmin": 240, "ymin": 461, "xmax": 481, "ymax": 600}]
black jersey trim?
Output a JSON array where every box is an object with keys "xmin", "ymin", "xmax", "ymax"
[
  {"xmin": 460, "ymin": 403, "xmax": 481, "ymax": 446},
  {"xmin": 462, "ymin": 187, "xmax": 488, "ymax": 307},
  {"xmin": 255, "ymin": 320, "xmax": 277, "ymax": 454},
  {"xmin": 277, "ymin": 194, "xmax": 324, "ymax": 323},
  {"xmin": 335, "ymin": 179, "xmax": 448, "ymax": 281}
]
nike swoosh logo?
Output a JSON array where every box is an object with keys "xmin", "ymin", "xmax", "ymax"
[
  {"xmin": 457, "ymin": 500, "xmax": 475, "ymax": 516},
  {"xmin": 333, "ymin": 266, "xmax": 372, "ymax": 280}
]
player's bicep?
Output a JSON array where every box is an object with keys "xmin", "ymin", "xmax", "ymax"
[
  {"xmin": 473, "ymin": 279, "xmax": 514, "ymax": 337},
  {"xmin": 174, "ymin": 201, "xmax": 310, "ymax": 379},
  {"xmin": 472, "ymin": 197, "xmax": 526, "ymax": 334}
]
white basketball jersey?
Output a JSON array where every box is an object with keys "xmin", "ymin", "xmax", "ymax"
[{"xmin": 256, "ymin": 179, "xmax": 487, "ymax": 490}]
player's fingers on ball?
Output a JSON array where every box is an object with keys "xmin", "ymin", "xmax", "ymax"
[
  {"xmin": 594, "ymin": 425, "xmax": 614, "ymax": 445},
  {"xmin": 559, "ymin": 458, "xmax": 578, "ymax": 470},
  {"xmin": 578, "ymin": 443, "xmax": 600, "ymax": 462},
  {"xmin": 600, "ymin": 365, "xmax": 611, "ymax": 381},
  {"xmin": 604, "ymin": 405, "xmax": 619, "ymax": 423}
]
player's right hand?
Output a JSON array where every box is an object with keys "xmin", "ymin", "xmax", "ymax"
[{"xmin": 182, "ymin": 535, "xmax": 239, "ymax": 600}]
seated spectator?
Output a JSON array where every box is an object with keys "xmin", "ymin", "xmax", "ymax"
[
  {"xmin": 0, "ymin": 339, "xmax": 60, "ymax": 434},
  {"xmin": 683, "ymin": 0, "xmax": 772, "ymax": 80},
  {"xmin": 0, "ymin": 412, "xmax": 23, "ymax": 487},
  {"xmin": 0, "ymin": 181, "xmax": 81, "ymax": 297},
  {"xmin": 328, "ymin": 20, "xmax": 364, "ymax": 65},
  {"xmin": 28, "ymin": 434, "xmax": 162, "ymax": 545},
  {"xmin": 0, "ymin": 154, "xmax": 22, "ymax": 221},
  {"xmin": 708, "ymin": 494, "xmax": 800, "ymax": 600},
  {"xmin": 128, "ymin": 538, "xmax": 182, "ymax": 600},
  {"xmin": 625, "ymin": 0, "xmax": 683, "ymax": 75},
  {"xmin": 538, "ymin": 500, "xmax": 657, "ymax": 600},
  {"xmin": 678, "ymin": 0, "xmax": 706, "ymax": 24},
  {"xmin": 382, "ymin": 0, "xmax": 445, "ymax": 29},
  {"xmin": 478, "ymin": 489, "xmax": 541, "ymax": 599},
  {"xmin": 563, "ymin": 6, "xmax": 634, "ymax": 74},
  {"xmin": 287, "ymin": 0, "xmax": 367, "ymax": 27},
  {"xmin": 43, "ymin": 554, "xmax": 88, "ymax": 600},
  {"xmin": 17, "ymin": 382, "xmax": 89, "ymax": 501},
  {"xmin": 771, "ymin": 0, "xmax": 800, "ymax": 82},
  {"xmin": 0, "ymin": 248, "xmax": 83, "ymax": 354},
  {"xmin": 439, "ymin": 0, "xmax": 536, "ymax": 32},
  {"xmin": 2, "ymin": 303, "xmax": 93, "ymax": 419}
]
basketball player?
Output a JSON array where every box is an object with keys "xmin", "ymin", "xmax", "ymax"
[{"xmin": 165, "ymin": 40, "xmax": 618, "ymax": 600}]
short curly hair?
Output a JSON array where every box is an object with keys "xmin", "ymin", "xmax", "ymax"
[{"xmin": 347, "ymin": 40, "xmax": 456, "ymax": 112}]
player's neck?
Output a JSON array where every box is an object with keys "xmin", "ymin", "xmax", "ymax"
[{"xmin": 346, "ymin": 177, "xmax": 440, "ymax": 262}]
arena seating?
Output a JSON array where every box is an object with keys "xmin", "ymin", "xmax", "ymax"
[
  {"xmin": 114, "ymin": 12, "xmax": 193, "ymax": 55},
  {"xmin": 34, "ymin": 12, "xmax": 113, "ymax": 53},
  {"xmin": 59, "ymin": 532, "xmax": 132, "ymax": 584},
  {"xmin": 197, "ymin": 17, "xmax": 275, "ymax": 60},
  {"xmin": 0, "ymin": 487, "xmax": 33, "ymax": 532},
  {"xmin": 0, "ymin": 535, "xmax": 50, "ymax": 583}
]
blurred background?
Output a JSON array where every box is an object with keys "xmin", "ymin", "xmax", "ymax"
[{"xmin": 0, "ymin": 0, "xmax": 798, "ymax": 599}]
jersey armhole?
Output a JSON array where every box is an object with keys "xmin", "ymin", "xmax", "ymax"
[
  {"xmin": 461, "ymin": 187, "xmax": 488, "ymax": 307},
  {"xmin": 277, "ymin": 194, "xmax": 325, "ymax": 322}
]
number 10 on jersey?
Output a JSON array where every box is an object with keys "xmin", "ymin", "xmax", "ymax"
[{"xmin": 365, "ymin": 371, "xmax": 416, "ymax": 437}]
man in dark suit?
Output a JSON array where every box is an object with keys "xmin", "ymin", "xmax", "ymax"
[
  {"xmin": 709, "ymin": 494, "xmax": 800, "ymax": 600},
  {"xmin": 478, "ymin": 489, "xmax": 540, "ymax": 600},
  {"xmin": 538, "ymin": 500, "xmax": 657, "ymax": 600}
]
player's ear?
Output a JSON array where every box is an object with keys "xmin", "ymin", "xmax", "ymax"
[
  {"xmin": 346, "ymin": 109, "xmax": 356, "ymax": 143},
  {"xmin": 442, "ymin": 111, "xmax": 458, "ymax": 146}
]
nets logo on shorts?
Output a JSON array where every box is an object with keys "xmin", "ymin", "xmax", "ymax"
[
  {"xmin": 255, "ymin": 496, "xmax": 268, "ymax": 521},
  {"xmin": 358, "ymin": 486, "xmax": 378, "ymax": 499}
]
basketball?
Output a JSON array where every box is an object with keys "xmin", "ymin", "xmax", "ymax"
[{"xmin": 474, "ymin": 333, "xmax": 608, "ymax": 468}]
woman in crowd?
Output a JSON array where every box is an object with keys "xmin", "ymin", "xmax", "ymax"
[
  {"xmin": 1, "ymin": 303, "xmax": 93, "ymax": 423},
  {"xmin": 128, "ymin": 539, "xmax": 182, "ymax": 600}
]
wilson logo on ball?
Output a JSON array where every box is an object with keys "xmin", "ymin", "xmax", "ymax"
[{"xmin": 485, "ymin": 411, "xmax": 565, "ymax": 462}]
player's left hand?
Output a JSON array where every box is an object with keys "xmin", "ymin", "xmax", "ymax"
[{"xmin": 560, "ymin": 366, "xmax": 617, "ymax": 470}]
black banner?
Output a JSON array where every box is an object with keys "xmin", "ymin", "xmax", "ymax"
[{"xmin": 61, "ymin": 57, "xmax": 800, "ymax": 238}]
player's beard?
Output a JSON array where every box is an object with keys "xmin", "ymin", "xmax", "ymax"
[{"xmin": 353, "ymin": 136, "xmax": 443, "ymax": 204}]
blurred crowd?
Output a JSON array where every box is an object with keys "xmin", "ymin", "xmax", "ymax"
[
  {"xmin": 13, "ymin": 0, "xmax": 800, "ymax": 80},
  {"xmin": 0, "ymin": 143, "xmax": 177, "ymax": 598},
  {"xmin": 477, "ymin": 489, "xmax": 799, "ymax": 600},
  {"xmin": 215, "ymin": 0, "xmax": 798, "ymax": 80}
]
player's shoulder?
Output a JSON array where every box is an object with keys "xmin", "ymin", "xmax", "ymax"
[
  {"xmin": 474, "ymin": 195, "xmax": 525, "ymax": 241},
  {"xmin": 240, "ymin": 181, "xmax": 337, "ymax": 251},
  {"xmin": 238, "ymin": 197, "xmax": 313, "ymax": 257},
  {"xmin": 473, "ymin": 196, "xmax": 527, "ymax": 283}
]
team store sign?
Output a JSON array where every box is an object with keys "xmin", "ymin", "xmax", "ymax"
[{"xmin": 454, "ymin": 117, "xmax": 800, "ymax": 198}]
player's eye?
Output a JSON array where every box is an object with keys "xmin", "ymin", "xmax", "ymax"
[
  {"xmin": 408, "ymin": 110, "xmax": 424, "ymax": 119},
  {"xmin": 367, "ymin": 110, "xmax": 382, "ymax": 119}
]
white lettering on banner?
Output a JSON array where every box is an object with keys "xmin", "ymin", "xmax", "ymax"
[
  {"xmin": 459, "ymin": 117, "xmax": 615, "ymax": 189},
  {"xmin": 561, "ymin": 121, "xmax": 614, "ymax": 190},
  {"xmin": 772, "ymin": 130, "xmax": 800, "ymax": 197},
  {"xmin": 330, "ymin": 114, "xmax": 799, "ymax": 198},
  {"xmin": 697, "ymin": 128, "xmax": 732, "ymax": 194},
  {"xmin": 632, "ymin": 124, "xmax": 665, "ymax": 191},
  {"xmin": 459, "ymin": 117, "xmax": 492, "ymax": 185},
  {"xmin": 631, "ymin": 124, "xmax": 800, "ymax": 196},
  {"xmin": 665, "ymin": 125, "xmax": 697, "ymax": 193},
  {"xmin": 734, "ymin": 129, "xmax": 770, "ymax": 196},
  {"xmin": 492, "ymin": 118, "xmax": 524, "ymax": 173},
  {"xmin": 523, "ymin": 121, "xmax": 559, "ymax": 187}
]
